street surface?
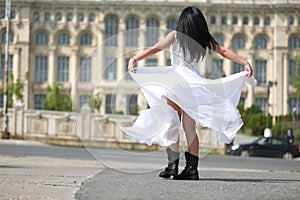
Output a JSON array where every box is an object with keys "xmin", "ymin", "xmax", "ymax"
[{"xmin": 0, "ymin": 139, "xmax": 299, "ymax": 200}]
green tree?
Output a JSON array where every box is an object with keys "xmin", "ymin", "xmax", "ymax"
[
  {"xmin": 42, "ymin": 83, "xmax": 72, "ymax": 111},
  {"xmin": 2, "ymin": 74, "xmax": 25, "ymax": 107},
  {"xmin": 87, "ymin": 92, "xmax": 102, "ymax": 113},
  {"xmin": 293, "ymin": 50, "xmax": 300, "ymax": 100}
]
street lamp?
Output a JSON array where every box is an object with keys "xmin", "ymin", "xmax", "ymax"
[{"xmin": 292, "ymin": 107, "xmax": 297, "ymax": 135}]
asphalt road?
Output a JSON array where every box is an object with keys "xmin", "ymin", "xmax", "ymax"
[{"xmin": 1, "ymin": 140, "xmax": 300, "ymax": 200}]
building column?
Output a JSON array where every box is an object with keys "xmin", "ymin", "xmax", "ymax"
[
  {"xmin": 245, "ymin": 52, "xmax": 255, "ymax": 108},
  {"xmin": 138, "ymin": 18, "xmax": 146, "ymax": 67},
  {"xmin": 117, "ymin": 18, "xmax": 125, "ymax": 81},
  {"xmin": 12, "ymin": 47, "xmax": 21, "ymax": 106},
  {"xmin": 48, "ymin": 46, "xmax": 56, "ymax": 86},
  {"xmin": 70, "ymin": 47, "xmax": 78, "ymax": 109},
  {"xmin": 283, "ymin": 52, "xmax": 289, "ymax": 115},
  {"xmin": 158, "ymin": 19, "xmax": 166, "ymax": 65}
]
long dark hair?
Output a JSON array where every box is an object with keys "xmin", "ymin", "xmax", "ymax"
[{"xmin": 176, "ymin": 7, "xmax": 217, "ymax": 62}]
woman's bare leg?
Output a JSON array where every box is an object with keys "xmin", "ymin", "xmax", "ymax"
[
  {"xmin": 182, "ymin": 111, "xmax": 199, "ymax": 156},
  {"xmin": 166, "ymin": 98, "xmax": 182, "ymax": 151}
]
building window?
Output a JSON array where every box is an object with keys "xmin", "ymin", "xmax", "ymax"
[
  {"xmin": 33, "ymin": 12, "xmax": 40, "ymax": 22},
  {"xmin": 255, "ymin": 98, "xmax": 267, "ymax": 114},
  {"xmin": 214, "ymin": 36, "xmax": 224, "ymax": 46},
  {"xmin": 126, "ymin": 17, "xmax": 139, "ymax": 46},
  {"xmin": 243, "ymin": 16, "xmax": 249, "ymax": 25},
  {"xmin": 146, "ymin": 58, "xmax": 157, "ymax": 66},
  {"xmin": 44, "ymin": 12, "xmax": 51, "ymax": 22},
  {"xmin": 0, "ymin": 11, "xmax": 4, "ymax": 19},
  {"xmin": 1, "ymin": 55, "xmax": 13, "ymax": 80},
  {"xmin": 232, "ymin": 16, "xmax": 238, "ymax": 25},
  {"xmin": 125, "ymin": 58, "xmax": 132, "ymax": 80},
  {"xmin": 210, "ymin": 16, "xmax": 216, "ymax": 24},
  {"xmin": 105, "ymin": 16, "xmax": 118, "ymax": 46},
  {"xmin": 36, "ymin": 32, "xmax": 48, "ymax": 45},
  {"xmin": 58, "ymin": 33, "xmax": 70, "ymax": 45},
  {"xmin": 105, "ymin": 94, "xmax": 116, "ymax": 114},
  {"xmin": 67, "ymin": 13, "xmax": 73, "ymax": 22},
  {"xmin": 214, "ymin": 59, "xmax": 223, "ymax": 75},
  {"xmin": 289, "ymin": 60, "xmax": 296, "ymax": 85},
  {"xmin": 105, "ymin": 58, "xmax": 117, "ymax": 80},
  {"xmin": 80, "ymin": 33, "xmax": 92, "ymax": 45},
  {"xmin": 78, "ymin": 13, "xmax": 84, "ymax": 22},
  {"xmin": 288, "ymin": 36, "xmax": 300, "ymax": 49},
  {"xmin": 57, "ymin": 57, "xmax": 69, "ymax": 82},
  {"xmin": 10, "ymin": 11, "xmax": 16, "ymax": 19},
  {"xmin": 288, "ymin": 16, "xmax": 294, "ymax": 25},
  {"xmin": 147, "ymin": 18, "xmax": 159, "ymax": 47},
  {"xmin": 298, "ymin": 16, "xmax": 300, "ymax": 25},
  {"xmin": 55, "ymin": 12, "xmax": 62, "ymax": 22},
  {"xmin": 233, "ymin": 62, "xmax": 244, "ymax": 74},
  {"xmin": 89, "ymin": 13, "xmax": 95, "ymax": 22},
  {"xmin": 253, "ymin": 17, "xmax": 260, "ymax": 25},
  {"xmin": 1, "ymin": 31, "xmax": 14, "ymax": 43},
  {"xmin": 35, "ymin": 56, "xmax": 48, "ymax": 83},
  {"xmin": 255, "ymin": 60, "xmax": 267, "ymax": 85},
  {"xmin": 221, "ymin": 16, "xmax": 227, "ymax": 25},
  {"xmin": 167, "ymin": 18, "xmax": 177, "ymax": 32},
  {"xmin": 255, "ymin": 36, "xmax": 267, "ymax": 49},
  {"xmin": 167, "ymin": 58, "xmax": 171, "ymax": 66},
  {"xmin": 79, "ymin": 57, "xmax": 91, "ymax": 82},
  {"xmin": 127, "ymin": 94, "xmax": 138, "ymax": 115},
  {"xmin": 288, "ymin": 98, "xmax": 299, "ymax": 114},
  {"xmin": 264, "ymin": 17, "xmax": 270, "ymax": 26},
  {"xmin": 233, "ymin": 35, "xmax": 245, "ymax": 49},
  {"xmin": 34, "ymin": 94, "xmax": 46, "ymax": 110},
  {"xmin": 79, "ymin": 95, "xmax": 90, "ymax": 109},
  {"xmin": 239, "ymin": 97, "xmax": 245, "ymax": 107}
]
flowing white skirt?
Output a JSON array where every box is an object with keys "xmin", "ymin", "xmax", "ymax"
[{"xmin": 121, "ymin": 66, "xmax": 256, "ymax": 146}]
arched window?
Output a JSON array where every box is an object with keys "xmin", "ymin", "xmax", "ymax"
[
  {"xmin": 80, "ymin": 33, "xmax": 92, "ymax": 45},
  {"xmin": 1, "ymin": 31, "xmax": 14, "ymax": 43},
  {"xmin": 0, "ymin": 11, "xmax": 4, "ymax": 19},
  {"xmin": 36, "ymin": 32, "xmax": 48, "ymax": 45},
  {"xmin": 288, "ymin": 16, "xmax": 294, "ymax": 25},
  {"xmin": 214, "ymin": 36, "xmax": 224, "ymax": 46},
  {"xmin": 55, "ymin": 12, "xmax": 62, "ymax": 22},
  {"xmin": 167, "ymin": 18, "xmax": 177, "ymax": 32},
  {"xmin": 233, "ymin": 35, "xmax": 245, "ymax": 49},
  {"xmin": 288, "ymin": 36, "xmax": 300, "ymax": 49},
  {"xmin": 10, "ymin": 11, "xmax": 16, "ymax": 19},
  {"xmin": 78, "ymin": 13, "xmax": 84, "ymax": 22},
  {"xmin": 147, "ymin": 17, "xmax": 159, "ymax": 46},
  {"xmin": 44, "ymin": 12, "xmax": 51, "ymax": 22},
  {"xmin": 33, "ymin": 12, "xmax": 40, "ymax": 22},
  {"xmin": 255, "ymin": 36, "xmax": 267, "ymax": 49},
  {"xmin": 58, "ymin": 33, "xmax": 70, "ymax": 45},
  {"xmin": 105, "ymin": 15, "xmax": 118, "ymax": 46},
  {"xmin": 126, "ymin": 17, "xmax": 139, "ymax": 46},
  {"xmin": 89, "ymin": 13, "xmax": 95, "ymax": 22}
]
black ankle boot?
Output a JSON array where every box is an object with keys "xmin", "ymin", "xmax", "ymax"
[
  {"xmin": 159, "ymin": 159, "xmax": 179, "ymax": 178},
  {"xmin": 159, "ymin": 147, "xmax": 180, "ymax": 178},
  {"xmin": 173, "ymin": 152, "xmax": 199, "ymax": 180}
]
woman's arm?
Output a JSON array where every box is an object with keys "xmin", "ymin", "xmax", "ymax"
[
  {"xmin": 128, "ymin": 31, "xmax": 175, "ymax": 72},
  {"xmin": 214, "ymin": 44, "xmax": 253, "ymax": 77}
]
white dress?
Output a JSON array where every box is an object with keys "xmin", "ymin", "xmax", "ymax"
[{"xmin": 121, "ymin": 35, "xmax": 256, "ymax": 146}]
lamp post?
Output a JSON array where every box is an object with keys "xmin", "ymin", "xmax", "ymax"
[
  {"xmin": 1, "ymin": 0, "xmax": 11, "ymax": 139},
  {"xmin": 292, "ymin": 107, "xmax": 296, "ymax": 135}
]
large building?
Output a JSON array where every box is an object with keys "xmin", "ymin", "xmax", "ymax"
[{"xmin": 0, "ymin": 0, "xmax": 299, "ymax": 117}]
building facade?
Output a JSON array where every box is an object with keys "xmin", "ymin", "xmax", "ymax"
[{"xmin": 0, "ymin": 0, "xmax": 299, "ymax": 117}]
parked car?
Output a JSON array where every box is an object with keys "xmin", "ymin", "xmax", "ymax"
[{"xmin": 230, "ymin": 136, "xmax": 300, "ymax": 160}]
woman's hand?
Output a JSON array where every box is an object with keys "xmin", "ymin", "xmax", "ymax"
[
  {"xmin": 128, "ymin": 58, "xmax": 137, "ymax": 73},
  {"xmin": 245, "ymin": 62, "xmax": 253, "ymax": 77}
]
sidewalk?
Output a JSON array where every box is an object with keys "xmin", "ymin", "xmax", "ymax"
[{"xmin": 0, "ymin": 139, "xmax": 103, "ymax": 200}]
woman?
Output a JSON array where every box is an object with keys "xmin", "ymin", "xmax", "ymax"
[{"xmin": 123, "ymin": 7, "xmax": 255, "ymax": 180}]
